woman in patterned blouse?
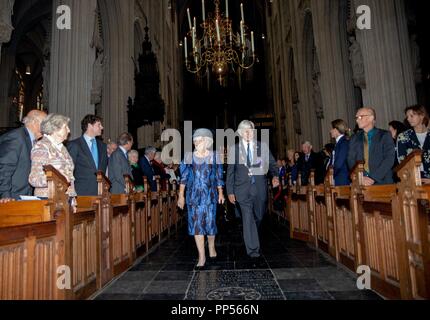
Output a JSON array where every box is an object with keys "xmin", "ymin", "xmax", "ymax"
[
  {"xmin": 29, "ymin": 114, "xmax": 77, "ymax": 208},
  {"xmin": 397, "ymin": 105, "xmax": 430, "ymax": 182}
]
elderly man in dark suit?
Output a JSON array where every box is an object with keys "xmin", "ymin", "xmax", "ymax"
[
  {"xmin": 226, "ymin": 120, "xmax": 279, "ymax": 260},
  {"xmin": 296, "ymin": 141, "xmax": 319, "ymax": 186},
  {"xmin": 139, "ymin": 146, "xmax": 157, "ymax": 192},
  {"xmin": 108, "ymin": 133, "xmax": 133, "ymax": 194},
  {"xmin": 348, "ymin": 107, "xmax": 395, "ymax": 186},
  {"xmin": 0, "ymin": 110, "xmax": 47, "ymax": 202},
  {"xmin": 67, "ymin": 115, "xmax": 108, "ymax": 196},
  {"xmin": 330, "ymin": 119, "xmax": 350, "ymax": 186}
]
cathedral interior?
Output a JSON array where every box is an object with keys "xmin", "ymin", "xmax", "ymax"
[{"xmin": 1, "ymin": 0, "xmax": 430, "ymax": 304}]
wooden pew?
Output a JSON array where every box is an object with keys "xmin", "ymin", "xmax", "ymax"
[
  {"xmin": 394, "ymin": 150, "xmax": 430, "ymax": 299},
  {"xmin": 0, "ymin": 165, "xmax": 73, "ymax": 300},
  {"xmin": 288, "ymin": 173, "xmax": 312, "ymax": 241},
  {"xmin": 350, "ymin": 162, "xmax": 400, "ymax": 299},
  {"xmin": 309, "ymin": 169, "xmax": 337, "ymax": 258}
]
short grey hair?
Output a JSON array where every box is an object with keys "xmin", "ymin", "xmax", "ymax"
[
  {"xmin": 41, "ymin": 114, "xmax": 70, "ymax": 135},
  {"xmin": 237, "ymin": 120, "xmax": 255, "ymax": 131},
  {"xmin": 145, "ymin": 146, "xmax": 157, "ymax": 156},
  {"xmin": 128, "ymin": 150, "xmax": 139, "ymax": 161},
  {"xmin": 117, "ymin": 132, "xmax": 133, "ymax": 146}
]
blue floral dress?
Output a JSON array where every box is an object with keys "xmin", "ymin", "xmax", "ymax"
[
  {"xmin": 180, "ymin": 152, "xmax": 224, "ymax": 236},
  {"xmin": 397, "ymin": 129, "xmax": 430, "ymax": 178}
]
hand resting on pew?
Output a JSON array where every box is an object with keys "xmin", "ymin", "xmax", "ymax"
[
  {"xmin": 363, "ymin": 177, "xmax": 375, "ymax": 186},
  {"xmin": 0, "ymin": 198, "xmax": 16, "ymax": 204},
  {"xmin": 422, "ymin": 178, "xmax": 430, "ymax": 185}
]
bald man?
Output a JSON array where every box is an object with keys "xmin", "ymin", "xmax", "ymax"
[
  {"xmin": 0, "ymin": 110, "xmax": 47, "ymax": 201},
  {"xmin": 347, "ymin": 107, "xmax": 395, "ymax": 186}
]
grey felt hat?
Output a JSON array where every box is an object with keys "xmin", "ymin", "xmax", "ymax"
[{"xmin": 193, "ymin": 128, "xmax": 214, "ymax": 141}]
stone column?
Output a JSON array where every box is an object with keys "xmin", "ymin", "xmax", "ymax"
[
  {"xmin": 49, "ymin": 0, "xmax": 97, "ymax": 138},
  {"xmin": 0, "ymin": 48, "xmax": 15, "ymax": 127},
  {"xmin": 311, "ymin": 0, "xmax": 357, "ymax": 131},
  {"xmin": 98, "ymin": 0, "xmax": 134, "ymax": 141},
  {"xmin": 353, "ymin": 0, "xmax": 416, "ymax": 128},
  {"xmin": 0, "ymin": 0, "xmax": 15, "ymax": 66}
]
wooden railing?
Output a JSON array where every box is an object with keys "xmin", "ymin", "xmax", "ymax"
[
  {"xmin": 282, "ymin": 150, "xmax": 430, "ymax": 300},
  {"xmin": 0, "ymin": 168, "xmax": 182, "ymax": 300}
]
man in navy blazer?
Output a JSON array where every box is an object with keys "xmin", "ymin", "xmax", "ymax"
[
  {"xmin": 330, "ymin": 119, "xmax": 350, "ymax": 186},
  {"xmin": 347, "ymin": 108, "xmax": 395, "ymax": 186},
  {"xmin": 67, "ymin": 115, "xmax": 108, "ymax": 196},
  {"xmin": 0, "ymin": 110, "xmax": 46, "ymax": 201},
  {"xmin": 139, "ymin": 146, "xmax": 157, "ymax": 192}
]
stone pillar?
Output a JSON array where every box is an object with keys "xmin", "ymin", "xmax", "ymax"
[
  {"xmin": 311, "ymin": 0, "xmax": 357, "ymax": 131},
  {"xmin": 0, "ymin": 0, "xmax": 15, "ymax": 66},
  {"xmin": 98, "ymin": 0, "xmax": 134, "ymax": 141},
  {"xmin": 0, "ymin": 48, "xmax": 15, "ymax": 127},
  {"xmin": 49, "ymin": 0, "xmax": 97, "ymax": 138},
  {"xmin": 353, "ymin": 0, "xmax": 416, "ymax": 128}
]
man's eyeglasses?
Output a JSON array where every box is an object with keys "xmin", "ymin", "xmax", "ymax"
[{"xmin": 355, "ymin": 114, "xmax": 373, "ymax": 120}]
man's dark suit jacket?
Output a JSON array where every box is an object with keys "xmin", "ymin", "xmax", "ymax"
[
  {"xmin": 226, "ymin": 141, "xmax": 278, "ymax": 201},
  {"xmin": 333, "ymin": 136, "xmax": 350, "ymax": 186},
  {"xmin": 0, "ymin": 127, "xmax": 33, "ymax": 199},
  {"xmin": 108, "ymin": 148, "xmax": 132, "ymax": 194},
  {"xmin": 139, "ymin": 156, "xmax": 157, "ymax": 191},
  {"xmin": 67, "ymin": 136, "xmax": 108, "ymax": 196},
  {"xmin": 347, "ymin": 128, "xmax": 395, "ymax": 185},
  {"xmin": 297, "ymin": 152, "xmax": 319, "ymax": 186}
]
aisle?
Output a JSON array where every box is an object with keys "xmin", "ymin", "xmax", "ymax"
[{"xmin": 94, "ymin": 217, "xmax": 382, "ymax": 300}]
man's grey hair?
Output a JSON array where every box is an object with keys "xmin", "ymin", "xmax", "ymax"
[
  {"xmin": 302, "ymin": 141, "xmax": 313, "ymax": 147},
  {"xmin": 23, "ymin": 111, "xmax": 46, "ymax": 126},
  {"xmin": 117, "ymin": 132, "xmax": 133, "ymax": 146},
  {"xmin": 237, "ymin": 120, "xmax": 255, "ymax": 131},
  {"xmin": 107, "ymin": 140, "xmax": 118, "ymax": 147},
  {"xmin": 40, "ymin": 114, "xmax": 70, "ymax": 135},
  {"xmin": 145, "ymin": 146, "xmax": 157, "ymax": 156}
]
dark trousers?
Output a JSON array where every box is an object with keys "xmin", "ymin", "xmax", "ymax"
[{"xmin": 237, "ymin": 183, "xmax": 267, "ymax": 257}]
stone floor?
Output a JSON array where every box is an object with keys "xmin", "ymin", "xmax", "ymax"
[{"xmin": 94, "ymin": 216, "xmax": 382, "ymax": 301}]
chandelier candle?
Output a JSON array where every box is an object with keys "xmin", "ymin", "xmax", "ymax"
[
  {"xmin": 226, "ymin": 0, "xmax": 229, "ymax": 18},
  {"xmin": 184, "ymin": 37, "xmax": 188, "ymax": 58},
  {"xmin": 187, "ymin": 8, "xmax": 192, "ymax": 30},
  {"xmin": 216, "ymin": 19, "xmax": 221, "ymax": 43},
  {"xmin": 241, "ymin": 3, "xmax": 244, "ymax": 23},
  {"xmin": 202, "ymin": 0, "xmax": 206, "ymax": 22},
  {"xmin": 251, "ymin": 31, "xmax": 254, "ymax": 53}
]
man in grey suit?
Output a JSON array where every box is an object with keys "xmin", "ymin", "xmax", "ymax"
[
  {"xmin": 0, "ymin": 110, "xmax": 46, "ymax": 202},
  {"xmin": 67, "ymin": 115, "xmax": 108, "ymax": 196},
  {"xmin": 108, "ymin": 133, "xmax": 133, "ymax": 194},
  {"xmin": 226, "ymin": 120, "xmax": 279, "ymax": 259},
  {"xmin": 348, "ymin": 107, "xmax": 395, "ymax": 186}
]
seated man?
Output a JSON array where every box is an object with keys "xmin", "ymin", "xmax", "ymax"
[{"xmin": 348, "ymin": 108, "xmax": 395, "ymax": 186}]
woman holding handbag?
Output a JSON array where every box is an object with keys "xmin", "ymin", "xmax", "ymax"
[{"xmin": 177, "ymin": 128, "xmax": 225, "ymax": 270}]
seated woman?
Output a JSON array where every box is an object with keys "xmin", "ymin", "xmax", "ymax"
[
  {"xmin": 29, "ymin": 114, "xmax": 77, "ymax": 209},
  {"xmin": 128, "ymin": 150, "xmax": 144, "ymax": 192},
  {"xmin": 397, "ymin": 105, "xmax": 430, "ymax": 183}
]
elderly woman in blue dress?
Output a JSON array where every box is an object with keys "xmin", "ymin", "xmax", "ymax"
[
  {"xmin": 397, "ymin": 105, "xmax": 430, "ymax": 183},
  {"xmin": 177, "ymin": 129, "xmax": 225, "ymax": 269}
]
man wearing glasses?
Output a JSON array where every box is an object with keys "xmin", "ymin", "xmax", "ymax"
[{"xmin": 347, "ymin": 108, "xmax": 395, "ymax": 186}]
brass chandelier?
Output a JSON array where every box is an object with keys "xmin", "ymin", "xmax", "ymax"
[{"xmin": 183, "ymin": 0, "xmax": 256, "ymax": 83}]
